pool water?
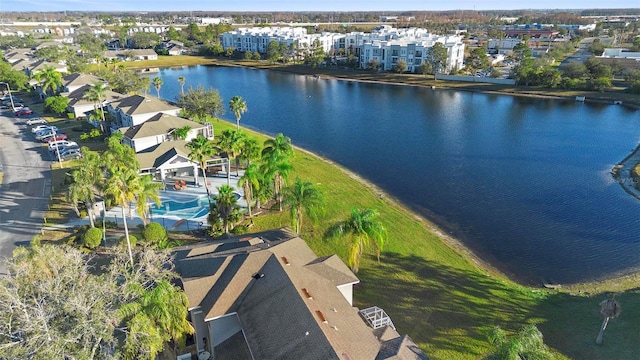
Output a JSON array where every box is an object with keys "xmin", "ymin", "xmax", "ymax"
[{"xmin": 151, "ymin": 193, "xmax": 242, "ymax": 219}]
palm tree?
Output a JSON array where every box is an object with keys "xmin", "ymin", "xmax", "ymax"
[
  {"xmin": 238, "ymin": 164, "xmax": 261, "ymax": 219},
  {"xmin": 484, "ymin": 324, "xmax": 553, "ymax": 360},
  {"xmin": 284, "ymin": 177, "xmax": 324, "ymax": 234},
  {"xmin": 596, "ymin": 298, "xmax": 621, "ymax": 345},
  {"xmin": 266, "ymin": 159, "xmax": 292, "ymax": 212},
  {"xmin": 177, "ymin": 76, "xmax": 185, "ymax": 95},
  {"xmin": 217, "ymin": 129, "xmax": 246, "ymax": 176},
  {"xmin": 152, "ymin": 77, "xmax": 163, "ymax": 98},
  {"xmin": 35, "ymin": 65, "xmax": 63, "ymax": 97},
  {"xmin": 135, "ymin": 175, "xmax": 163, "ymax": 226},
  {"xmin": 119, "ymin": 280, "xmax": 194, "ymax": 359},
  {"xmin": 186, "ymin": 136, "xmax": 218, "ymax": 203},
  {"xmin": 228, "ymin": 95, "xmax": 248, "ymax": 130},
  {"xmin": 211, "ymin": 185, "xmax": 240, "ymax": 234},
  {"xmin": 67, "ymin": 147, "xmax": 102, "ymax": 228},
  {"xmin": 261, "ymin": 133, "xmax": 293, "ymax": 162},
  {"xmin": 261, "ymin": 133, "xmax": 294, "ymax": 211},
  {"xmin": 84, "ymin": 81, "xmax": 109, "ymax": 132},
  {"xmin": 325, "ymin": 208, "xmax": 387, "ymax": 273},
  {"xmin": 239, "ymin": 137, "xmax": 261, "ymax": 168},
  {"xmin": 104, "ymin": 166, "xmax": 139, "ymax": 266},
  {"xmin": 172, "ymin": 125, "xmax": 191, "ymax": 141}
]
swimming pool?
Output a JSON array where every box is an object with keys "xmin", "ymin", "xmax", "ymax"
[{"xmin": 151, "ymin": 193, "xmax": 242, "ymax": 219}]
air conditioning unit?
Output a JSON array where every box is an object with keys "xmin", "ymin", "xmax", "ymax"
[{"xmin": 177, "ymin": 353, "xmax": 192, "ymax": 360}]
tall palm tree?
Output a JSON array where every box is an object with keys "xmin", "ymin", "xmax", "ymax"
[
  {"xmin": 135, "ymin": 175, "xmax": 163, "ymax": 226},
  {"xmin": 217, "ymin": 129, "xmax": 246, "ymax": 176},
  {"xmin": 228, "ymin": 95, "xmax": 248, "ymax": 130},
  {"xmin": 104, "ymin": 166, "xmax": 139, "ymax": 266},
  {"xmin": 35, "ymin": 65, "xmax": 63, "ymax": 97},
  {"xmin": 596, "ymin": 298, "xmax": 621, "ymax": 345},
  {"xmin": 239, "ymin": 137, "xmax": 261, "ymax": 168},
  {"xmin": 284, "ymin": 177, "xmax": 324, "ymax": 234},
  {"xmin": 325, "ymin": 208, "xmax": 387, "ymax": 273},
  {"xmin": 261, "ymin": 133, "xmax": 294, "ymax": 211},
  {"xmin": 238, "ymin": 164, "xmax": 261, "ymax": 219},
  {"xmin": 261, "ymin": 133, "xmax": 293, "ymax": 162},
  {"xmin": 84, "ymin": 81, "xmax": 109, "ymax": 132},
  {"xmin": 152, "ymin": 77, "xmax": 163, "ymax": 98},
  {"xmin": 211, "ymin": 185, "xmax": 240, "ymax": 234},
  {"xmin": 67, "ymin": 147, "xmax": 102, "ymax": 228},
  {"xmin": 177, "ymin": 76, "xmax": 185, "ymax": 95},
  {"xmin": 186, "ymin": 136, "xmax": 218, "ymax": 203}
]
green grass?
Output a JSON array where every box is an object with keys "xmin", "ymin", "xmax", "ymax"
[{"xmin": 209, "ymin": 120, "xmax": 640, "ymax": 359}]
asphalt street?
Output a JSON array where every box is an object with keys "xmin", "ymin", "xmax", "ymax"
[{"xmin": 0, "ymin": 109, "xmax": 51, "ymax": 274}]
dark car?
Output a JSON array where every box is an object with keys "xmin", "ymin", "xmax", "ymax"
[
  {"xmin": 41, "ymin": 134, "xmax": 68, "ymax": 143},
  {"xmin": 14, "ymin": 108, "xmax": 33, "ymax": 116}
]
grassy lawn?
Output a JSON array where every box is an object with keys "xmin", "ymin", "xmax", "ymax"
[{"xmin": 209, "ymin": 119, "xmax": 640, "ymax": 359}]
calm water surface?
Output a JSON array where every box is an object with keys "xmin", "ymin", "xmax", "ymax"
[{"xmin": 149, "ymin": 65, "xmax": 640, "ymax": 285}]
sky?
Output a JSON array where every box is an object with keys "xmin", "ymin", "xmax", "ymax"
[{"xmin": 2, "ymin": 0, "xmax": 639, "ymax": 13}]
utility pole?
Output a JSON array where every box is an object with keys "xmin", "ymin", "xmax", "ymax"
[{"xmin": 0, "ymin": 82, "xmax": 16, "ymax": 112}]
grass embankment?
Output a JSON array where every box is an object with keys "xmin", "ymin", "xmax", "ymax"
[{"xmin": 207, "ymin": 120, "xmax": 640, "ymax": 359}]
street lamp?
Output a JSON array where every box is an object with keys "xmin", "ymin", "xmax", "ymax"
[{"xmin": 0, "ymin": 82, "xmax": 16, "ymax": 112}]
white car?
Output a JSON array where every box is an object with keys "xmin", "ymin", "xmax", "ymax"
[
  {"xmin": 32, "ymin": 125, "xmax": 58, "ymax": 134},
  {"xmin": 26, "ymin": 118, "xmax": 48, "ymax": 126},
  {"xmin": 59, "ymin": 148, "xmax": 82, "ymax": 160},
  {"xmin": 48, "ymin": 140, "xmax": 78, "ymax": 152}
]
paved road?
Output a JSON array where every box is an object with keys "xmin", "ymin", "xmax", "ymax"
[{"xmin": 0, "ymin": 110, "xmax": 51, "ymax": 274}]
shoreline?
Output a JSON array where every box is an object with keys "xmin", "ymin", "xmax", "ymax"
[{"xmin": 612, "ymin": 141, "xmax": 640, "ymax": 200}]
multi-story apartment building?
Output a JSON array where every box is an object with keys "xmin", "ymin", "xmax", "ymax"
[{"xmin": 220, "ymin": 25, "xmax": 465, "ymax": 73}]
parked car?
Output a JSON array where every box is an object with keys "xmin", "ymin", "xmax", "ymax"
[
  {"xmin": 48, "ymin": 140, "xmax": 78, "ymax": 152},
  {"xmin": 41, "ymin": 134, "xmax": 67, "ymax": 143},
  {"xmin": 36, "ymin": 130, "xmax": 63, "ymax": 140},
  {"xmin": 1, "ymin": 96, "xmax": 22, "ymax": 103},
  {"xmin": 26, "ymin": 118, "xmax": 48, "ymax": 126},
  {"xmin": 59, "ymin": 148, "xmax": 82, "ymax": 160},
  {"xmin": 14, "ymin": 108, "xmax": 32, "ymax": 116},
  {"xmin": 32, "ymin": 125, "xmax": 58, "ymax": 134}
]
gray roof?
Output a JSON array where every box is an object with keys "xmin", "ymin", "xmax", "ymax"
[
  {"xmin": 135, "ymin": 140, "xmax": 193, "ymax": 169},
  {"xmin": 66, "ymin": 84, "xmax": 126, "ymax": 107},
  {"xmin": 119, "ymin": 113, "xmax": 203, "ymax": 140},
  {"xmin": 62, "ymin": 73, "xmax": 102, "ymax": 89},
  {"xmin": 110, "ymin": 94, "xmax": 179, "ymax": 116},
  {"xmin": 376, "ymin": 335, "xmax": 429, "ymax": 360},
  {"xmin": 174, "ymin": 229, "xmax": 388, "ymax": 360}
]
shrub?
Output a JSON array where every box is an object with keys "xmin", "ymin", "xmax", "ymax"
[
  {"xmin": 82, "ymin": 227, "xmax": 103, "ymax": 249},
  {"xmin": 143, "ymin": 222, "xmax": 167, "ymax": 244},
  {"xmin": 119, "ymin": 234, "xmax": 138, "ymax": 248}
]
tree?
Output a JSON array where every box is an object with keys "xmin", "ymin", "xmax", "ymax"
[
  {"xmin": 284, "ymin": 177, "xmax": 324, "ymax": 234},
  {"xmin": 187, "ymin": 136, "xmax": 218, "ymax": 203},
  {"xmin": 261, "ymin": 133, "xmax": 294, "ymax": 211},
  {"xmin": 35, "ymin": 65, "xmax": 63, "ymax": 97},
  {"xmin": 67, "ymin": 147, "xmax": 102, "ymax": 228},
  {"xmin": 484, "ymin": 324, "xmax": 554, "ymax": 360},
  {"xmin": 367, "ymin": 58, "xmax": 380, "ymax": 72},
  {"xmin": 587, "ymin": 39, "xmax": 605, "ymax": 55},
  {"xmin": 267, "ymin": 40, "xmax": 280, "ymax": 63},
  {"xmin": 130, "ymin": 32, "xmax": 161, "ymax": 49},
  {"xmin": 596, "ymin": 298, "xmax": 621, "ymax": 344},
  {"xmin": 562, "ymin": 61, "xmax": 589, "ymax": 79},
  {"xmin": 210, "ymin": 185, "xmax": 240, "ymax": 234},
  {"xmin": 394, "ymin": 59, "xmax": 407, "ymax": 73},
  {"xmin": 0, "ymin": 61, "xmax": 29, "ymax": 91},
  {"xmin": 173, "ymin": 125, "xmax": 191, "ymax": 140},
  {"xmin": 512, "ymin": 42, "xmax": 532, "ymax": 62},
  {"xmin": 217, "ymin": 129, "xmax": 246, "ymax": 176},
  {"xmin": 177, "ymin": 85, "xmax": 225, "ymax": 121},
  {"xmin": 426, "ymin": 42, "xmax": 448, "ymax": 74},
  {"xmin": 465, "ymin": 48, "xmax": 489, "ymax": 72},
  {"xmin": 238, "ymin": 163, "xmax": 261, "ymax": 219},
  {"xmin": 229, "ymin": 95, "xmax": 248, "ymax": 130},
  {"xmin": 134, "ymin": 175, "xmax": 163, "ymax": 226},
  {"xmin": 239, "ymin": 137, "xmax": 261, "ymax": 168},
  {"xmin": 324, "ymin": 208, "xmax": 387, "ymax": 273},
  {"xmin": 152, "ymin": 76, "xmax": 163, "ymax": 98},
  {"xmin": 43, "ymin": 95, "xmax": 69, "ymax": 115},
  {"xmin": 84, "ymin": 81, "xmax": 109, "ymax": 131},
  {"xmin": 177, "ymin": 76, "xmax": 185, "ymax": 94}
]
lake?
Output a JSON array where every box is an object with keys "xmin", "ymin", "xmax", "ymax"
[{"xmin": 148, "ymin": 65, "xmax": 640, "ymax": 285}]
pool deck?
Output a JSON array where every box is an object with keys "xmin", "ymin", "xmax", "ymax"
[{"xmin": 44, "ymin": 171, "xmax": 245, "ymax": 232}]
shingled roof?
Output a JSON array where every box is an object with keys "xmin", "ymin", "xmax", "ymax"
[
  {"xmin": 119, "ymin": 113, "xmax": 203, "ymax": 140},
  {"xmin": 110, "ymin": 94, "xmax": 179, "ymax": 116},
  {"xmin": 174, "ymin": 229, "xmax": 429, "ymax": 360},
  {"xmin": 66, "ymin": 84, "xmax": 126, "ymax": 107}
]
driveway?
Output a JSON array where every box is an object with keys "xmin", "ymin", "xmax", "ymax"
[{"xmin": 0, "ymin": 109, "xmax": 51, "ymax": 274}]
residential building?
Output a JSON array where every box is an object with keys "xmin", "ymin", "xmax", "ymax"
[
  {"xmin": 106, "ymin": 94, "xmax": 181, "ymax": 129},
  {"xmin": 65, "ymin": 84, "xmax": 125, "ymax": 120},
  {"xmin": 173, "ymin": 228, "xmax": 429, "ymax": 360},
  {"xmin": 102, "ymin": 49, "xmax": 158, "ymax": 61},
  {"xmin": 119, "ymin": 113, "xmax": 213, "ymax": 153},
  {"xmin": 60, "ymin": 73, "xmax": 103, "ymax": 93}
]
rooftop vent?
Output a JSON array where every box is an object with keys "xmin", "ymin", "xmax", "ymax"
[
  {"xmin": 302, "ymin": 288, "xmax": 312, "ymax": 299},
  {"xmin": 281, "ymin": 256, "xmax": 290, "ymax": 265},
  {"xmin": 252, "ymin": 273, "xmax": 265, "ymax": 279},
  {"xmin": 316, "ymin": 310, "xmax": 327, "ymax": 323}
]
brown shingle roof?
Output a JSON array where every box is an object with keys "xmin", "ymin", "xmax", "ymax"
[
  {"xmin": 62, "ymin": 73, "xmax": 102, "ymax": 89},
  {"xmin": 66, "ymin": 84, "xmax": 126, "ymax": 107},
  {"xmin": 119, "ymin": 113, "xmax": 203, "ymax": 139},
  {"xmin": 135, "ymin": 140, "xmax": 193, "ymax": 169}
]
